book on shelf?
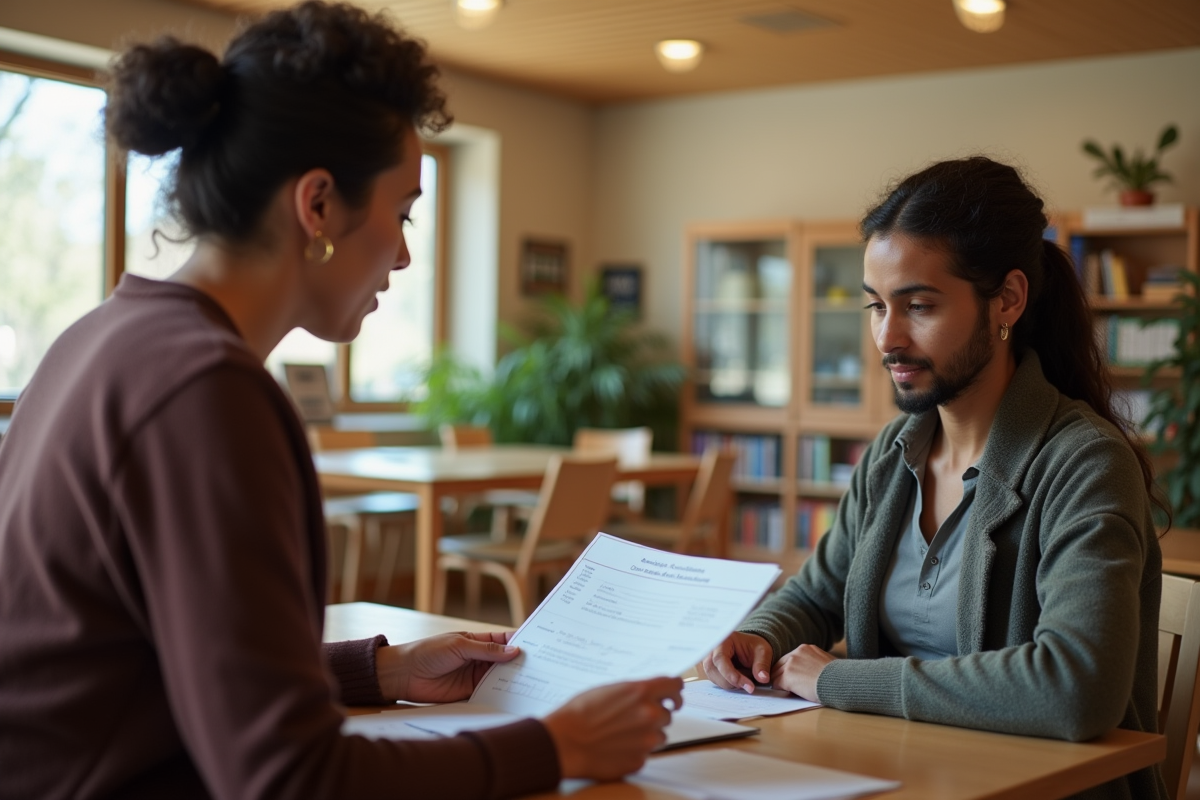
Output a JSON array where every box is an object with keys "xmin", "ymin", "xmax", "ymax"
[
  {"xmin": 1099, "ymin": 249, "xmax": 1129, "ymax": 299},
  {"xmin": 795, "ymin": 500, "xmax": 838, "ymax": 551},
  {"xmin": 1141, "ymin": 264, "xmax": 1185, "ymax": 303},
  {"xmin": 798, "ymin": 435, "xmax": 867, "ymax": 487},
  {"xmin": 1113, "ymin": 388, "xmax": 1160, "ymax": 437},
  {"xmin": 735, "ymin": 499, "xmax": 784, "ymax": 550},
  {"xmin": 1083, "ymin": 203, "xmax": 1185, "ymax": 230},
  {"xmin": 692, "ymin": 431, "xmax": 780, "ymax": 482},
  {"xmin": 1099, "ymin": 317, "xmax": 1179, "ymax": 366}
]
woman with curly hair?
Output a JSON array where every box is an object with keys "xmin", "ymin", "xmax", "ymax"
[{"xmin": 0, "ymin": 3, "xmax": 680, "ymax": 798}]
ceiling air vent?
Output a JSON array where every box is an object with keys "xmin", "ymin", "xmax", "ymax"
[{"xmin": 740, "ymin": 7, "xmax": 840, "ymax": 34}]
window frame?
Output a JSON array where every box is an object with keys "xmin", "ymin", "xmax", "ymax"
[{"xmin": 0, "ymin": 49, "xmax": 448, "ymax": 417}]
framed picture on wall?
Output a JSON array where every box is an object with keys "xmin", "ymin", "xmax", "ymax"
[
  {"xmin": 600, "ymin": 264, "xmax": 643, "ymax": 318},
  {"xmin": 282, "ymin": 363, "xmax": 335, "ymax": 425},
  {"xmin": 520, "ymin": 238, "xmax": 569, "ymax": 296}
]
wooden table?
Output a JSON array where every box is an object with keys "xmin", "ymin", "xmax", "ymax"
[
  {"xmin": 315, "ymin": 446, "xmax": 701, "ymax": 611},
  {"xmin": 1160, "ymin": 528, "xmax": 1200, "ymax": 577},
  {"xmin": 326, "ymin": 602, "xmax": 1166, "ymax": 800}
]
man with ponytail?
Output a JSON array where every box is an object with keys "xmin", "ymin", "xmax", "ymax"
[
  {"xmin": 705, "ymin": 157, "xmax": 1166, "ymax": 799},
  {"xmin": 0, "ymin": 3, "xmax": 680, "ymax": 799}
]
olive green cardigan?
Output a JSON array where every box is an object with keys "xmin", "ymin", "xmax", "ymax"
[{"xmin": 741, "ymin": 353, "xmax": 1166, "ymax": 799}]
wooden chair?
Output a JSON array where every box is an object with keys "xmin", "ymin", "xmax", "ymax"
[
  {"xmin": 438, "ymin": 424, "xmax": 494, "ymax": 450},
  {"xmin": 437, "ymin": 423, "xmax": 534, "ymax": 538},
  {"xmin": 1158, "ymin": 572, "xmax": 1200, "ymax": 799},
  {"xmin": 573, "ymin": 426, "xmax": 653, "ymax": 519},
  {"xmin": 605, "ymin": 447, "xmax": 735, "ymax": 555},
  {"xmin": 433, "ymin": 455, "xmax": 618, "ymax": 625},
  {"xmin": 308, "ymin": 426, "xmax": 418, "ymax": 603}
]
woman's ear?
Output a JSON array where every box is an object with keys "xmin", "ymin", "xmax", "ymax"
[
  {"xmin": 997, "ymin": 268, "xmax": 1029, "ymax": 328},
  {"xmin": 293, "ymin": 168, "xmax": 336, "ymax": 239}
]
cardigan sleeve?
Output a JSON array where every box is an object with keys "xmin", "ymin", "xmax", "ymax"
[
  {"xmin": 816, "ymin": 433, "xmax": 1154, "ymax": 742},
  {"xmin": 324, "ymin": 636, "xmax": 389, "ymax": 706}
]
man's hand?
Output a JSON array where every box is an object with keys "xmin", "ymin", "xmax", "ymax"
[
  {"xmin": 376, "ymin": 631, "xmax": 519, "ymax": 703},
  {"xmin": 702, "ymin": 632, "xmax": 773, "ymax": 694},
  {"xmin": 543, "ymin": 677, "xmax": 684, "ymax": 781},
  {"xmin": 770, "ymin": 643, "xmax": 835, "ymax": 701}
]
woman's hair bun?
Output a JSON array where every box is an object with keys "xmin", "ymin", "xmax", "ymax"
[{"xmin": 106, "ymin": 37, "xmax": 223, "ymax": 156}]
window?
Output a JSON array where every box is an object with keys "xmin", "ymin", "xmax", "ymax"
[
  {"xmin": 0, "ymin": 44, "xmax": 447, "ymax": 415},
  {"xmin": 0, "ymin": 61, "xmax": 106, "ymax": 403}
]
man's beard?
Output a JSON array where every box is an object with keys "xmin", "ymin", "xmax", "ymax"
[{"xmin": 885, "ymin": 307, "xmax": 994, "ymax": 415}]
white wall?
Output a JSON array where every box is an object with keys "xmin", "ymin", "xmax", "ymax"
[{"xmin": 592, "ymin": 47, "xmax": 1200, "ymax": 344}]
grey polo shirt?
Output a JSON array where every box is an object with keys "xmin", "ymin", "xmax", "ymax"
[{"xmin": 878, "ymin": 415, "xmax": 979, "ymax": 661}]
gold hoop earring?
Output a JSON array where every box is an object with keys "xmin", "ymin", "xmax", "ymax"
[
  {"xmin": 305, "ymin": 231, "xmax": 334, "ymax": 265},
  {"xmin": 999, "ymin": 322, "xmax": 1010, "ymax": 341}
]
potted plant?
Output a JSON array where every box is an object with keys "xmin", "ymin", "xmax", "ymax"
[
  {"xmin": 1142, "ymin": 269, "xmax": 1200, "ymax": 528},
  {"xmin": 412, "ymin": 285, "xmax": 686, "ymax": 448},
  {"xmin": 1081, "ymin": 124, "xmax": 1179, "ymax": 206}
]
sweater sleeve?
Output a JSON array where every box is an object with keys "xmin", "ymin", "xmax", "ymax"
[
  {"xmin": 112, "ymin": 365, "xmax": 561, "ymax": 800},
  {"xmin": 324, "ymin": 636, "xmax": 389, "ymax": 706}
]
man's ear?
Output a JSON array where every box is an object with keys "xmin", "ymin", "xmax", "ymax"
[
  {"xmin": 293, "ymin": 168, "xmax": 336, "ymax": 239},
  {"xmin": 997, "ymin": 268, "xmax": 1029, "ymax": 327}
]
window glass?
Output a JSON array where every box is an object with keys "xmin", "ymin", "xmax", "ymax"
[
  {"xmin": 124, "ymin": 151, "xmax": 191, "ymax": 279},
  {"xmin": 0, "ymin": 68, "xmax": 105, "ymax": 398},
  {"xmin": 349, "ymin": 152, "xmax": 438, "ymax": 402}
]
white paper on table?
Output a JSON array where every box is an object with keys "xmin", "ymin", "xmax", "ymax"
[
  {"xmin": 678, "ymin": 679, "xmax": 820, "ymax": 720},
  {"xmin": 341, "ymin": 713, "xmax": 439, "ymax": 740},
  {"xmin": 632, "ymin": 749, "xmax": 901, "ymax": 800},
  {"xmin": 469, "ymin": 533, "xmax": 782, "ymax": 717}
]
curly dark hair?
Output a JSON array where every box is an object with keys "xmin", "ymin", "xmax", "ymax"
[{"xmin": 106, "ymin": 0, "xmax": 450, "ymax": 242}]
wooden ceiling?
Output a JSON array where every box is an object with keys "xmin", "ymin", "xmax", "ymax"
[{"xmin": 185, "ymin": 0, "xmax": 1200, "ymax": 104}]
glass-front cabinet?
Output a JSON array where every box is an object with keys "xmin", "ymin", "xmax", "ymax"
[
  {"xmin": 690, "ymin": 229, "xmax": 793, "ymax": 409},
  {"xmin": 797, "ymin": 222, "xmax": 892, "ymax": 430},
  {"xmin": 682, "ymin": 219, "xmax": 897, "ymax": 574}
]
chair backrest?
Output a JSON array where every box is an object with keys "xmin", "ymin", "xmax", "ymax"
[
  {"xmin": 307, "ymin": 427, "xmax": 376, "ymax": 452},
  {"xmin": 676, "ymin": 448, "xmax": 736, "ymax": 553},
  {"xmin": 516, "ymin": 456, "xmax": 618, "ymax": 576},
  {"xmin": 439, "ymin": 424, "xmax": 493, "ymax": 450},
  {"xmin": 573, "ymin": 427, "xmax": 653, "ymax": 511},
  {"xmin": 1158, "ymin": 572, "xmax": 1200, "ymax": 799}
]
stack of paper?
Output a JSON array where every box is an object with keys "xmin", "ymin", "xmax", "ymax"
[{"xmin": 633, "ymin": 749, "xmax": 900, "ymax": 800}]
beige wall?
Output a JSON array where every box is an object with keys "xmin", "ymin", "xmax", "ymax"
[
  {"xmin": 4, "ymin": 0, "xmax": 1200, "ymax": 359},
  {"xmin": 592, "ymin": 47, "xmax": 1200, "ymax": 344}
]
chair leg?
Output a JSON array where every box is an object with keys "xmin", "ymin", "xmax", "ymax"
[
  {"xmin": 432, "ymin": 558, "xmax": 449, "ymax": 615},
  {"xmin": 465, "ymin": 563, "xmax": 482, "ymax": 619},
  {"xmin": 374, "ymin": 518, "xmax": 403, "ymax": 604},
  {"xmin": 340, "ymin": 517, "xmax": 366, "ymax": 603}
]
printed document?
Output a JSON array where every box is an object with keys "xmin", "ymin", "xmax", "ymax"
[
  {"xmin": 469, "ymin": 533, "xmax": 781, "ymax": 716},
  {"xmin": 344, "ymin": 534, "xmax": 781, "ymax": 743}
]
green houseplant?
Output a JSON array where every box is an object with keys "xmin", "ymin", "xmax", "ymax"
[
  {"xmin": 1081, "ymin": 124, "xmax": 1179, "ymax": 206},
  {"xmin": 413, "ymin": 286, "xmax": 686, "ymax": 447},
  {"xmin": 1142, "ymin": 269, "xmax": 1200, "ymax": 528}
]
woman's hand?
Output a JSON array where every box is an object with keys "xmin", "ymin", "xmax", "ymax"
[
  {"xmin": 770, "ymin": 643, "xmax": 835, "ymax": 701},
  {"xmin": 702, "ymin": 632, "xmax": 773, "ymax": 693},
  {"xmin": 543, "ymin": 677, "xmax": 684, "ymax": 781},
  {"xmin": 375, "ymin": 631, "xmax": 519, "ymax": 703}
]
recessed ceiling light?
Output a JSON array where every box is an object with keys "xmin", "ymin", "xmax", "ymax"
[
  {"xmin": 456, "ymin": 0, "xmax": 503, "ymax": 31},
  {"xmin": 655, "ymin": 39, "xmax": 704, "ymax": 73},
  {"xmin": 952, "ymin": 0, "xmax": 1005, "ymax": 33}
]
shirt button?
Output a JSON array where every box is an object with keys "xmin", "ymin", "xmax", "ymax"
[
  {"xmin": 929, "ymin": 556, "xmax": 939, "ymax": 565},
  {"xmin": 921, "ymin": 581, "xmax": 931, "ymax": 590}
]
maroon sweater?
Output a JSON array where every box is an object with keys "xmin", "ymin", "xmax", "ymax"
[{"xmin": 0, "ymin": 275, "xmax": 559, "ymax": 800}]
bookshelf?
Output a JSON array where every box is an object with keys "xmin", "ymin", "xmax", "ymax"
[
  {"xmin": 1052, "ymin": 205, "xmax": 1198, "ymax": 438},
  {"xmin": 682, "ymin": 220, "xmax": 896, "ymax": 572}
]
